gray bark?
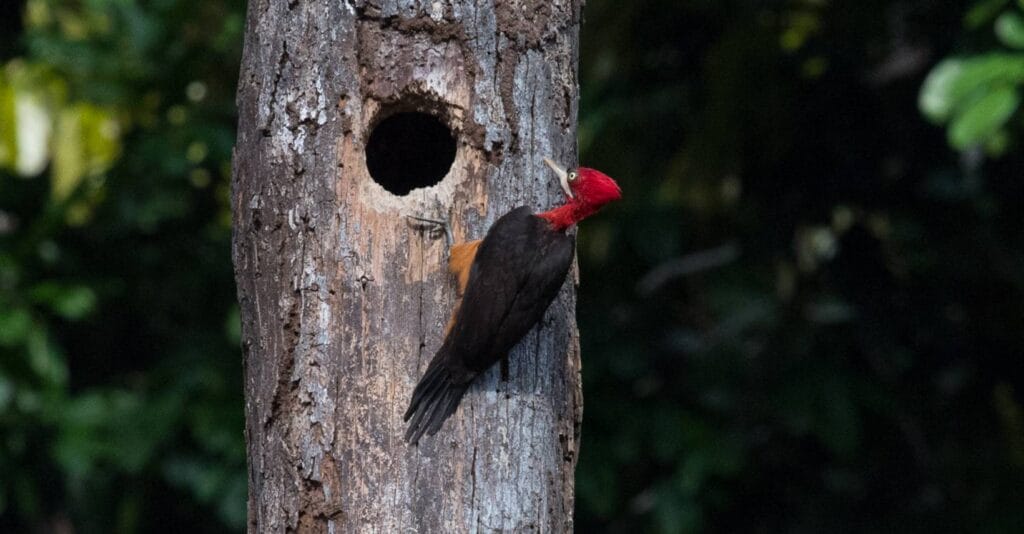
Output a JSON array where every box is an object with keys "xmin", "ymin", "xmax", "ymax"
[{"xmin": 231, "ymin": 0, "xmax": 584, "ymax": 532}]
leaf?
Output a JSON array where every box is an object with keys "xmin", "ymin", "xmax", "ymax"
[
  {"xmin": 216, "ymin": 475, "xmax": 247, "ymax": 530},
  {"xmin": 26, "ymin": 328, "xmax": 68, "ymax": 387},
  {"xmin": 920, "ymin": 59, "xmax": 966, "ymax": 122},
  {"xmin": 163, "ymin": 456, "xmax": 226, "ymax": 502},
  {"xmin": 655, "ymin": 485, "xmax": 702, "ymax": 534},
  {"xmin": 30, "ymin": 282, "xmax": 98, "ymax": 320},
  {"xmin": 50, "ymin": 103, "xmax": 120, "ymax": 202},
  {"xmin": 0, "ymin": 375, "xmax": 14, "ymax": 411},
  {"xmin": 965, "ymin": 0, "xmax": 1010, "ymax": 29},
  {"xmin": 949, "ymin": 86, "xmax": 1021, "ymax": 149},
  {"xmin": 13, "ymin": 91, "xmax": 52, "ymax": 176},
  {"xmin": 52, "ymin": 389, "xmax": 174, "ymax": 476},
  {"xmin": 985, "ymin": 128, "xmax": 1012, "ymax": 156},
  {"xmin": 996, "ymin": 12, "xmax": 1024, "ymax": 49},
  {"xmin": 52, "ymin": 286, "xmax": 97, "ymax": 320},
  {"xmin": 0, "ymin": 80, "xmax": 17, "ymax": 168},
  {"xmin": 51, "ymin": 108, "xmax": 86, "ymax": 201},
  {"xmin": 224, "ymin": 306, "xmax": 241, "ymax": 345},
  {"xmin": 920, "ymin": 54, "xmax": 1024, "ymax": 123},
  {"xmin": 0, "ymin": 308, "xmax": 33, "ymax": 346}
]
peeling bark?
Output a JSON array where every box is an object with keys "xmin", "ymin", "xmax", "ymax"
[{"xmin": 232, "ymin": 1, "xmax": 584, "ymax": 532}]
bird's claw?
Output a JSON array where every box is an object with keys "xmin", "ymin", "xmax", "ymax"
[{"xmin": 406, "ymin": 214, "xmax": 453, "ymax": 247}]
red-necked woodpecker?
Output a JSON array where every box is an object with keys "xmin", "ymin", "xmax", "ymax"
[{"xmin": 404, "ymin": 158, "xmax": 622, "ymax": 444}]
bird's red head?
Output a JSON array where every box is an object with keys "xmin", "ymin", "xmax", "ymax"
[
  {"xmin": 568, "ymin": 167, "xmax": 623, "ymax": 207},
  {"xmin": 539, "ymin": 158, "xmax": 622, "ymax": 230}
]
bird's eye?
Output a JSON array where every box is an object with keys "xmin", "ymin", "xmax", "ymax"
[{"xmin": 568, "ymin": 171, "xmax": 578, "ymax": 182}]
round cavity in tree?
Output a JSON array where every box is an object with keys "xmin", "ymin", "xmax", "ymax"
[{"xmin": 365, "ymin": 112, "xmax": 457, "ymax": 196}]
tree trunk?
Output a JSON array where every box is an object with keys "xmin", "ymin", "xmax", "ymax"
[{"xmin": 231, "ymin": 1, "xmax": 584, "ymax": 532}]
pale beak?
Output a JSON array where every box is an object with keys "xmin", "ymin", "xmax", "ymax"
[{"xmin": 543, "ymin": 157, "xmax": 573, "ymax": 199}]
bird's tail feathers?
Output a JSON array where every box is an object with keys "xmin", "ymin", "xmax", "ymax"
[{"xmin": 403, "ymin": 363, "xmax": 469, "ymax": 445}]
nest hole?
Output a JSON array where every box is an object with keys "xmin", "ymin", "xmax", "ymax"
[{"xmin": 365, "ymin": 111, "xmax": 456, "ymax": 196}]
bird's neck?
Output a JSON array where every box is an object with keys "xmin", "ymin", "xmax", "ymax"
[{"xmin": 537, "ymin": 200, "xmax": 597, "ymax": 231}]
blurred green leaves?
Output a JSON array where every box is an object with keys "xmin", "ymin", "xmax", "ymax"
[
  {"xmin": 949, "ymin": 84, "xmax": 1019, "ymax": 150},
  {"xmin": 1, "ymin": 0, "xmax": 245, "ymax": 531},
  {"xmin": 0, "ymin": 308, "xmax": 33, "ymax": 347},
  {"xmin": 578, "ymin": 0, "xmax": 1024, "ymax": 532},
  {"xmin": 30, "ymin": 282, "xmax": 97, "ymax": 320},
  {"xmin": 920, "ymin": 54, "xmax": 1024, "ymax": 152},
  {"xmin": 0, "ymin": 61, "xmax": 121, "ymax": 211},
  {"xmin": 54, "ymin": 390, "xmax": 175, "ymax": 477},
  {"xmin": 921, "ymin": 2, "xmax": 1024, "ymax": 154}
]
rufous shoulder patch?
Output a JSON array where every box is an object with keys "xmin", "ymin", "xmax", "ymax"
[{"xmin": 448, "ymin": 239, "xmax": 482, "ymax": 297}]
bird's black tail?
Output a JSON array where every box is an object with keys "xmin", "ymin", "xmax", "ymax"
[{"xmin": 403, "ymin": 363, "xmax": 469, "ymax": 445}]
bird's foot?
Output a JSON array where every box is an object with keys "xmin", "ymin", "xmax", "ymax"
[{"xmin": 406, "ymin": 214, "xmax": 453, "ymax": 248}]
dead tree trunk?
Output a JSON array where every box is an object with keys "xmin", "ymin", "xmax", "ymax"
[{"xmin": 232, "ymin": 0, "xmax": 584, "ymax": 532}]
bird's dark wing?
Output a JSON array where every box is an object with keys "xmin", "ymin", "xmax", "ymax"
[{"xmin": 444, "ymin": 206, "xmax": 575, "ymax": 374}]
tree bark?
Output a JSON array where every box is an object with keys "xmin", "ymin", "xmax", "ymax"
[{"xmin": 231, "ymin": 1, "xmax": 584, "ymax": 532}]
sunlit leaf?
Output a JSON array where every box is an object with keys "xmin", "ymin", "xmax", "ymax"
[
  {"xmin": 0, "ymin": 60, "xmax": 74, "ymax": 178},
  {"xmin": 949, "ymin": 85, "xmax": 1021, "ymax": 149},
  {"xmin": 920, "ymin": 54, "xmax": 1024, "ymax": 123},
  {"xmin": 13, "ymin": 91, "xmax": 52, "ymax": 176},
  {"xmin": 0, "ymin": 64, "xmax": 120, "ymax": 200},
  {"xmin": 49, "ymin": 103, "xmax": 119, "ymax": 202},
  {"xmin": 919, "ymin": 59, "xmax": 966, "ymax": 123},
  {"xmin": 24, "ymin": 0, "xmax": 52, "ymax": 29},
  {"xmin": 51, "ymin": 108, "xmax": 85, "ymax": 201},
  {"xmin": 996, "ymin": 12, "xmax": 1024, "ymax": 49},
  {"xmin": 0, "ymin": 81, "xmax": 18, "ymax": 167}
]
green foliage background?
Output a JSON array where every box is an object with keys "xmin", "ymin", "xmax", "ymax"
[{"xmin": 1, "ymin": 0, "xmax": 1023, "ymax": 532}]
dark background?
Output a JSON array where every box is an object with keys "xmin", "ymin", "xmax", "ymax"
[{"xmin": 2, "ymin": 0, "xmax": 1023, "ymax": 532}]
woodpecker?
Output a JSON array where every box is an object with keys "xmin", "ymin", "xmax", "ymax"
[{"xmin": 404, "ymin": 158, "xmax": 622, "ymax": 444}]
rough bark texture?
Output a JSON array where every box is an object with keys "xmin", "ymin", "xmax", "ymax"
[{"xmin": 231, "ymin": 1, "xmax": 584, "ymax": 532}]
